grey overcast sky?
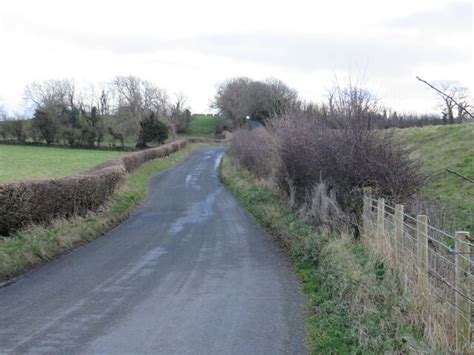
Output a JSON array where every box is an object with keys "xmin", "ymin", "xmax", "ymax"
[{"xmin": 0, "ymin": 0, "xmax": 472, "ymax": 114}]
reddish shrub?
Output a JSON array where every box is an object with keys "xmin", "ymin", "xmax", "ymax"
[
  {"xmin": 231, "ymin": 128, "xmax": 278, "ymax": 178},
  {"xmin": 269, "ymin": 111, "xmax": 425, "ymax": 214},
  {"xmin": 0, "ymin": 165, "xmax": 126, "ymax": 235}
]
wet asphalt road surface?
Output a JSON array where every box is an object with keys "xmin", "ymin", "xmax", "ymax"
[{"xmin": 0, "ymin": 147, "xmax": 306, "ymax": 354}]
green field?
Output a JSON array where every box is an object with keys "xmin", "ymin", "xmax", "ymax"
[
  {"xmin": 182, "ymin": 115, "xmax": 218, "ymax": 137},
  {"xmin": 0, "ymin": 145, "xmax": 127, "ymax": 183},
  {"xmin": 399, "ymin": 122, "xmax": 474, "ymax": 234}
]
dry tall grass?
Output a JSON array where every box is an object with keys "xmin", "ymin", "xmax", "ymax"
[{"xmin": 363, "ymin": 197, "xmax": 470, "ymax": 352}]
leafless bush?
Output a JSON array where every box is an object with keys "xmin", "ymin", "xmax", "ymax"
[
  {"xmin": 268, "ymin": 109, "xmax": 425, "ymax": 233},
  {"xmin": 230, "ymin": 128, "xmax": 279, "ymax": 178},
  {"xmin": 325, "ymin": 77, "xmax": 378, "ymax": 130},
  {"xmin": 228, "ymin": 79, "xmax": 426, "ymax": 235}
]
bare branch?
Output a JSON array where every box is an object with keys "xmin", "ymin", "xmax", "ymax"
[
  {"xmin": 416, "ymin": 76, "xmax": 474, "ymax": 120},
  {"xmin": 445, "ymin": 168, "xmax": 474, "ymax": 184}
]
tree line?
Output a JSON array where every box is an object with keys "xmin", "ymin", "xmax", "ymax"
[
  {"xmin": 1, "ymin": 75, "xmax": 471, "ymax": 149},
  {"xmin": 0, "ymin": 76, "xmax": 192, "ymax": 148},
  {"xmin": 212, "ymin": 77, "xmax": 472, "ymax": 130}
]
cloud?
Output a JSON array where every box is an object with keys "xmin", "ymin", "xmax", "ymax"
[
  {"xmin": 183, "ymin": 33, "xmax": 466, "ymax": 76},
  {"xmin": 0, "ymin": 1, "xmax": 472, "ymax": 114},
  {"xmin": 3, "ymin": 18, "xmax": 464, "ymax": 77},
  {"xmin": 2, "ymin": 4, "xmax": 469, "ymax": 79},
  {"xmin": 391, "ymin": 1, "xmax": 473, "ymax": 32}
]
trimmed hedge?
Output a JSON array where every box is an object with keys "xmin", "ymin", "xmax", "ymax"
[{"xmin": 0, "ymin": 138, "xmax": 215, "ymax": 235}]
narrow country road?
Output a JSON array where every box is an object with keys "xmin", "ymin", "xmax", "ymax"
[{"xmin": 0, "ymin": 147, "xmax": 306, "ymax": 354}]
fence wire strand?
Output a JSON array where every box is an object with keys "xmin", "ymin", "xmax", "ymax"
[{"xmin": 365, "ymin": 195, "xmax": 473, "ymax": 349}]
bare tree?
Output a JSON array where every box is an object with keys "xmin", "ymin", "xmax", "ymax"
[
  {"xmin": 434, "ymin": 82, "xmax": 471, "ymax": 123},
  {"xmin": 9, "ymin": 113, "xmax": 27, "ymax": 143},
  {"xmin": 113, "ymin": 76, "xmax": 143, "ymax": 112},
  {"xmin": 0, "ymin": 104, "xmax": 6, "ymax": 121},
  {"xmin": 172, "ymin": 92, "xmax": 188, "ymax": 113},
  {"xmin": 111, "ymin": 76, "xmax": 146, "ymax": 135},
  {"xmin": 143, "ymin": 81, "xmax": 169, "ymax": 117},
  {"xmin": 24, "ymin": 79, "xmax": 76, "ymax": 111},
  {"xmin": 23, "ymin": 79, "xmax": 78, "ymax": 143},
  {"xmin": 169, "ymin": 92, "xmax": 192, "ymax": 133},
  {"xmin": 416, "ymin": 77, "xmax": 473, "ymax": 122},
  {"xmin": 326, "ymin": 76, "xmax": 379, "ymax": 130},
  {"xmin": 111, "ymin": 76, "xmax": 170, "ymax": 135},
  {"xmin": 213, "ymin": 77, "xmax": 253, "ymax": 128},
  {"xmin": 264, "ymin": 78, "xmax": 298, "ymax": 116},
  {"xmin": 0, "ymin": 104, "xmax": 8, "ymax": 140},
  {"xmin": 77, "ymin": 82, "xmax": 100, "ymax": 113},
  {"xmin": 79, "ymin": 82, "xmax": 113, "ymax": 117},
  {"xmin": 213, "ymin": 77, "xmax": 298, "ymax": 128},
  {"xmin": 98, "ymin": 88, "xmax": 111, "ymax": 117}
]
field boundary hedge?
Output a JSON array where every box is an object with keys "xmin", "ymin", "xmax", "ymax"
[{"xmin": 0, "ymin": 138, "xmax": 221, "ymax": 235}]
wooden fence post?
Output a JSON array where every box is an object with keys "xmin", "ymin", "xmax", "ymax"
[
  {"xmin": 363, "ymin": 187, "xmax": 372, "ymax": 236},
  {"xmin": 394, "ymin": 204, "xmax": 404, "ymax": 265},
  {"xmin": 455, "ymin": 231, "xmax": 471, "ymax": 353},
  {"xmin": 377, "ymin": 198, "xmax": 385, "ymax": 243},
  {"xmin": 416, "ymin": 215, "xmax": 429, "ymax": 292}
]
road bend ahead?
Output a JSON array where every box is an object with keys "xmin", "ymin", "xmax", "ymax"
[{"xmin": 0, "ymin": 147, "xmax": 307, "ymax": 354}]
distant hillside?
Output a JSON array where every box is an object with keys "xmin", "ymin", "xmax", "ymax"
[{"xmin": 399, "ymin": 122, "xmax": 474, "ymax": 234}]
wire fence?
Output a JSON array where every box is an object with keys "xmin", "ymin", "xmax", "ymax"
[{"xmin": 362, "ymin": 187, "xmax": 472, "ymax": 353}]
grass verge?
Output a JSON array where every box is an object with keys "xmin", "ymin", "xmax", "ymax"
[
  {"xmin": 398, "ymin": 122, "xmax": 474, "ymax": 234},
  {"xmin": 0, "ymin": 143, "xmax": 214, "ymax": 281},
  {"xmin": 220, "ymin": 154, "xmax": 430, "ymax": 353}
]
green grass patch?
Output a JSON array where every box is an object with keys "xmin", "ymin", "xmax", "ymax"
[
  {"xmin": 398, "ymin": 122, "xmax": 474, "ymax": 234},
  {"xmin": 221, "ymin": 154, "xmax": 429, "ymax": 353},
  {"xmin": 0, "ymin": 145, "xmax": 128, "ymax": 183},
  {"xmin": 0, "ymin": 143, "xmax": 214, "ymax": 281},
  {"xmin": 179, "ymin": 115, "xmax": 218, "ymax": 138}
]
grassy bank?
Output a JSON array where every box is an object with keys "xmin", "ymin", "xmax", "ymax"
[
  {"xmin": 0, "ymin": 145, "xmax": 127, "ymax": 182},
  {"xmin": 399, "ymin": 122, "xmax": 474, "ymax": 234},
  {"xmin": 0, "ymin": 143, "xmax": 213, "ymax": 281},
  {"xmin": 221, "ymin": 154, "xmax": 429, "ymax": 353},
  {"xmin": 178, "ymin": 114, "xmax": 218, "ymax": 138}
]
